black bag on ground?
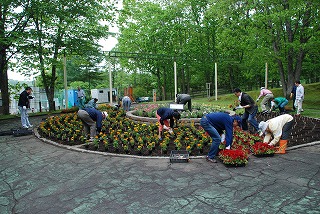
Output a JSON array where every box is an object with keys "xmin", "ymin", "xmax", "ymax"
[{"xmin": 12, "ymin": 129, "xmax": 33, "ymax": 137}]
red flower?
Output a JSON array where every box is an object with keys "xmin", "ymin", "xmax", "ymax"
[
  {"xmin": 219, "ymin": 149, "xmax": 248, "ymax": 165},
  {"xmin": 251, "ymin": 142, "xmax": 276, "ymax": 155}
]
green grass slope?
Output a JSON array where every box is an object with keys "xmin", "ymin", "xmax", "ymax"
[{"xmin": 194, "ymin": 82, "xmax": 320, "ymax": 118}]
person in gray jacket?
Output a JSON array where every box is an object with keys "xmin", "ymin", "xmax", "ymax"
[{"xmin": 176, "ymin": 94, "xmax": 192, "ymax": 111}]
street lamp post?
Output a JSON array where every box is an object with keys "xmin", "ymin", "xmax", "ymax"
[{"xmin": 62, "ymin": 47, "xmax": 68, "ymax": 109}]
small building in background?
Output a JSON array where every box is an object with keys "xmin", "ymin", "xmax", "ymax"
[{"xmin": 91, "ymin": 88, "xmax": 117, "ymax": 104}]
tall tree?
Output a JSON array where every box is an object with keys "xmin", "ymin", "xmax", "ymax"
[
  {"xmin": 14, "ymin": 0, "xmax": 117, "ymax": 111},
  {"xmin": 0, "ymin": 0, "xmax": 32, "ymax": 114},
  {"xmin": 248, "ymin": 0, "xmax": 320, "ymax": 95}
]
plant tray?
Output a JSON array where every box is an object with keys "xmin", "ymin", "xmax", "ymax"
[
  {"xmin": 170, "ymin": 150, "xmax": 189, "ymax": 163},
  {"xmin": 253, "ymin": 153, "xmax": 275, "ymax": 157}
]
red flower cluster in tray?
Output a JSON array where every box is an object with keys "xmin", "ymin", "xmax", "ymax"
[
  {"xmin": 251, "ymin": 142, "xmax": 276, "ymax": 155},
  {"xmin": 219, "ymin": 149, "xmax": 248, "ymax": 165}
]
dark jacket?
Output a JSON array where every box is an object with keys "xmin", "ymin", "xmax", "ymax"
[
  {"xmin": 83, "ymin": 108, "xmax": 103, "ymax": 132},
  {"xmin": 205, "ymin": 112, "xmax": 234, "ymax": 146},
  {"xmin": 156, "ymin": 107, "xmax": 176, "ymax": 127},
  {"xmin": 291, "ymin": 85, "xmax": 297, "ymax": 99},
  {"xmin": 176, "ymin": 94, "xmax": 191, "ymax": 104},
  {"xmin": 18, "ymin": 91, "xmax": 33, "ymax": 108},
  {"xmin": 240, "ymin": 92, "xmax": 257, "ymax": 114}
]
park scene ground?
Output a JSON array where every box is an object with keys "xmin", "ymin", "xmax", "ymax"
[
  {"xmin": 0, "ymin": 113, "xmax": 319, "ymax": 213},
  {"xmin": 1, "ymin": 1, "xmax": 320, "ymax": 213}
]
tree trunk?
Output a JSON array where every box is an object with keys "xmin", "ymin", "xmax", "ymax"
[{"xmin": 0, "ymin": 49, "xmax": 9, "ymax": 114}]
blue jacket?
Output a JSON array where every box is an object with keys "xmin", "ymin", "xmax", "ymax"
[
  {"xmin": 205, "ymin": 112, "xmax": 234, "ymax": 146},
  {"xmin": 156, "ymin": 107, "xmax": 175, "ymax": 127},
  {"xmin": 83, "ymin": 108, "xmax": 103, "ymax": 132}
]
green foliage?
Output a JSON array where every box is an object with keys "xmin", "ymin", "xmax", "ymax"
[
  {"xmin": 116, "ymin": 0, "xmax": 320, "ymax": 98},
  {"xmin": 8, "ymin": 82, "xmax": 28, "ymax": 101}
]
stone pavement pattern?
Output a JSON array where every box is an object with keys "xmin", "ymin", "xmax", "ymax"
[{"xmin": 1, "ymin": 130, "xmax": 320, "ymax": 213}]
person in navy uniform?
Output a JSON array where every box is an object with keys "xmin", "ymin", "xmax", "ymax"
[
  {"xmin": 156, "ymin": 107, "xmax": 181, "ymax": 140},
  {"xmin": 77, "ymin": 108, "xmax": 108, "ymax": 141},
  {"xmin": 200, "ymin": 112, "xmax": 242, "ymax": 163}
]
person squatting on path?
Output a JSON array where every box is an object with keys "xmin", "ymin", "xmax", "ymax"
[
  {"xmin": 77, "ymin": 108, "xmax": 108, "ymax": 141},
  {"xmin": 176, "ymin": 94, "xmax": 192, "ymax": 111},
  {"xmin": 294, "ymin": 80, "xmax": 304, "ymax": 115},
  {"xmin": 271, "ymin": 97, "xmax": 289, "ymax": 114},
  {"xmin": 256, "ymin": 87, "xmax": 274, "ymax": 114},
  {"xmin": 122, "ymin": 96, "xmax": 132, "ymax": 111},
  {"xmin": 258, "ymin": 114, "xmax": 294, "ymax": 154},
  {"xmin": 200, "ymin": 112, "xmax": 242, "ymax": 163},
  {"xmin": 85, "ymin": 98, "xmax": 98, "ymax": 109},
  {"xmin": 18, "ymin": 86, "xmax": 34, "ymax": 128},
  {"xmin": 77, "ymin": 86, "xmax": 86, "ymax": 109},
  {"xmin": 156, "ymin": 107, "xmax": 181, "ymax": 140},
  {"xmin": 233, "ymin": 88, "xmax": 259, "ymax": 132}
]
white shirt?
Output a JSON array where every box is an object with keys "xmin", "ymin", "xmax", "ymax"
[
  {"xmin": 296, "ymin": 84, "xmax": 304, "ymax": 101},
  {"xmin": 263, "ymin": 114, "xmax": 294, "ymax": 145}
]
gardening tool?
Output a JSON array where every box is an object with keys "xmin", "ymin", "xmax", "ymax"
[{"xmin": 275, "ymin": 139, "xmax": 287, "ymax": 154}]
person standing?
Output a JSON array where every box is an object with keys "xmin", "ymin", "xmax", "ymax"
[
  {"xmin": 77, "ymin": 108, "xmax": 108, "ymax": 141},
  {"xmin": 290, "ymin": 84, "xmax": 297, "ymax": 111},
  {"xmin": 18, "ymin": 86, "xmax": 34, "ymax": 128},
  {"xmin": 85, "ymin": 98, "xmax": 98, "ymax": 109},
  {"xmin": 233, "ymin": 88, "xmax": 259, "ymax": 132},
  {"xmin": 122, "ymin": 96, "xmax": 132, "ymax": 111},
  {"xmin": 294, "ymin": 81, "xmax": 304, "ymax": 115},
  {"xmin": 271, "ymin": 97, "xmax": 289, "ymax": 114},
  {"xmin": 176, "ymin": 94, "xmax": 192, "ymax": 111},
  {"xmin": 156, "ymin": 107, "xmax": 181, "ymax": 140},
  {"xmin": 77, "ymin": 86, "xmax": 86, "ymax": 109},
  {"xmin": 256, "ymin": 87, "xmax": 274, "ymax": 114},
  {"xmin": 200, "ymin": 112, "xmax": 242, "ymax": 163},
  {"xmin": 258, "ymin": 114, "xmax": 294, "ymax": 154}
]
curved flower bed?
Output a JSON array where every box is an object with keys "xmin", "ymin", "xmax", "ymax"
[
  {"xmin": 132, "ymin": 103, "xmax": 227, "ymax": 118},
  {"xmin": 38, "ymin": 104, "xmax": 270, "ymax": 163}
]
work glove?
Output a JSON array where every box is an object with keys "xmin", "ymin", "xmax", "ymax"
[
  {"xmin": 163, "ymin": 125, "xmax": 170, "ymax": 130},
  {"xmin": 235, "ymin": 105, "xmax": 243, "ymax": 110},
  {"xmin": 168, "ymin": 128, "xmax": 174, "ymax": 134},
  {"xmin": 220, "ymin": 134, "xmax": 226, "ymax": 143},
  {"xmin": 23, "ymin": 106, "xmax": 27, "ymax": 110}
]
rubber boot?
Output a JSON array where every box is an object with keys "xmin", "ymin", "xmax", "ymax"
[{"xmin": 275, "ymin": 140, "xmax": 287, "ymax": 154}]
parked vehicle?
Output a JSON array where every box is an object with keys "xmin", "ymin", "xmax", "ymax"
[{"xmin": 136, "ymin": 97, "xmax": 150, "ymax": 103}]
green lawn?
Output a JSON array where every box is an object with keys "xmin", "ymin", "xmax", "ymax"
[{"xmin": 193, "ymin": 82, "xmax": 320, "ymax": 119}]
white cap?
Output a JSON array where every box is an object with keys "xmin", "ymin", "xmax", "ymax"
[
  {"xmin": 260, "ymin": 87, "xmax": 265, "ymax": 90},
  {"xmin": 258, "ymin": 121, "xmax": 268, "ymax": 136}
]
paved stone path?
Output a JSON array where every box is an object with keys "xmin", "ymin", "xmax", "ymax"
[{"xmin": 0, "ymin": 116, "xmax": 320, "ymax": 213}]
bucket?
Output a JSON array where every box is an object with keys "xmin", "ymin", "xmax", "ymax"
[{"xmin": 275, "ymin": 140, "xmax": 287, "ymax": 154}]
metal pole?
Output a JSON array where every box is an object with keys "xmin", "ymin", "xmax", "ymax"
[
  {"xmin": 265, "ymin": 62, "xmax": 268, "ymax": 88},
  {"xmin": 63, "ymin": 49, "xmax": 68, "ymax": 109},
  {"xmin": 215, "ymin": 62, "xmax": 218, "ymax": 101},
  {"xmin": 109, "ymin": 62, "xmax": 113, "ymax": 104},
  {"xmin": 174, "ymin": 61, "xmax": 177, "ymax": 102}
]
